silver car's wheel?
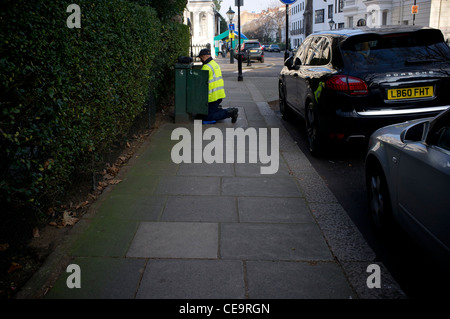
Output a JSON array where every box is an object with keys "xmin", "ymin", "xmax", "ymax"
[{"xmin": 367, "ymin": 165, "xmax": 393, "ymax": 230}]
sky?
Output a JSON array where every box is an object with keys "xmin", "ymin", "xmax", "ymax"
[{"xmin": 218, "ymin": 0, "xmax": 285, "ymax": 18}]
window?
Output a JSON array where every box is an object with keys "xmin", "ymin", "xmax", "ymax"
[
  {"xmin": 295, "ymin": 37, "xmax": 312, "ymax": 64},
  {"xmin": 328, "ymin": 5, "xmax": 333, "ymax": 19},
  {"xmin": 304, "ymin": 37, "xmax": 331, "ymax": 66},
  {"xmin": 315, "ymin": 9, "xmax": 324, "ymax": 24},
  {"xmin": 435, "ymin": 127, "xmax": 450, "ymax": 152},
  {"xmin": 304, "ymin": 37, "xmax": 320, "ymax": 64},
  {"xmin": 348, "ymin": 16, "xmax": 353, "ymax": 28},
  {"xmin": 428, "ymin": 111, "xmax": 450, "ymax": 152},
  {"xmin": 382, "ymin": 11, "xmax": 388, "ymax": 25},
  {"xmin": 335, "ymin": 0, "xmax": 343, "ymax": 13},
  {"xmin": 340, "ymin": 30, "xmax": 450, "ymax": 71}
]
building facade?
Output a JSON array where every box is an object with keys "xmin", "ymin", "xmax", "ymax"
[
  {"xmin": 290, "ymin": 1, "xmax": 306, "ymax": 48},
  {"xmin": 343, "ymin": 0, "xmax": 431, "ymax": 28},
  {"xmin": 183, "ymin": 0, "xmax": 216, "ymax": 50},
  {"xmin": 343, "ymin": 0, "xmax": 449, "ymax": 40},
  {"xmin": 290, "ymin": 0, "xmax": 345, "ymax": 48},
  {"xmin": 290, "ymin": 0, "xmax": 449, "ymax": 48}
]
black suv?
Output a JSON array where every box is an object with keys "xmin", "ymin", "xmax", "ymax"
[
  {"xmin": 235, "ymin": 40, "xmax": 264, "ymax": 63},
  {"xmin": 279, "ymin": 26, "xmax": 450, "ymax": 155}
]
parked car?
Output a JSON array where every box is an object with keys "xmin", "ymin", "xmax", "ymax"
[
  {"xmin": 235, "ymin": 40, "xmax": 264, "ymax": 63},
  {"xmin": 279, "ymin": 26, "xmax": 450, "ymax": 155},
  {"xmin": 268, "ymin": 44, "xmax": 281, "ymax": 52},
  {"xmin": 365, "ymin": 107, "xmax": 450, "ymax": 267}
]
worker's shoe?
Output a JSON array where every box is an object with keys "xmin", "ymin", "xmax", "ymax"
[{"xmin": 227, "ymin": 108, "xmax": 238, "ymax": 123}]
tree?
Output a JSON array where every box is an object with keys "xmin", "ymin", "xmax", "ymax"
[
  {"xmin": 268, "ymin": 1, "xmax": 284, "ymax": 41},
  {"xmin": 212, "ymin": 0, "xmax": 223, "ymax": 11},
  {"xmin": 244, "ymin": 17, "xmax": 274, "ymax": 43},
  {"xmin": 270, "ymin": 5, "xmax": 285, "ymax": 43},
  {"xmin": 304, "ymin": 0, "xmax": 313, "ymax": 37}
]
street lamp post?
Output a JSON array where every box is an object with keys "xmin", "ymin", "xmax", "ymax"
[
  {"xmin": 285, "ymin": 4, "xmax": 289, "ymax": 61},
  {"xmin": 187, "ymin": 18, "xmax": 193, "ymax": 59},
  {"xmin": 226, "ymin": 7, "xmax": 235, "ymax": 64},
  {"xmin": 237, "ymin": 0, "xmax": 243, "ymax": 81},
  {"xmin": 279, "ymin": 0, "xmax": 297, "ymax": 61}
]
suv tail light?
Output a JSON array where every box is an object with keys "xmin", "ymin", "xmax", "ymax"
[{"xmin": 326, "ymin": 75, "xmax": 368, "ymax": 95}]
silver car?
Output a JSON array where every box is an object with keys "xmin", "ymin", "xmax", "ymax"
[{"xmin": 365, "ymin": 107, "xmax": 450, "ymax": 267}]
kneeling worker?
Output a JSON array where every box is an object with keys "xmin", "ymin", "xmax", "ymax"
[{"xmin": 198, "ymin": 48, "xmax": 238, "ymax": 123}]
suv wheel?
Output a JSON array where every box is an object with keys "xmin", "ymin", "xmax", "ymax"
[
  {"xmin": 279, "ymin": 82, "xmax": 291, "ymax": 120},
  {"xmin": 305, "ymin": 100, "xmax": 323, "ymax": 156}
]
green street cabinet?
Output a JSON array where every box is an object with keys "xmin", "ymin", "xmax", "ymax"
[{"xmin": 174, "ymin": 63, "xmax": 208, "ymax": 123}]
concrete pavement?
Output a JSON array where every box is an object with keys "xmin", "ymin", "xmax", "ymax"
[{"xmin": 17, "ymin": 57, "xmax": 406, "ymax": 300}]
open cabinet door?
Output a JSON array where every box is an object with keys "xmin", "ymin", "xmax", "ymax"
[{"xmin": 186, "ymin": 69, "xmax": 208, "ymax": 115}]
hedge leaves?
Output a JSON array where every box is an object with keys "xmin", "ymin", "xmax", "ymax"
[{"xmin": 0, "ymin": 0, "xmax": 189, "ymax": 216}]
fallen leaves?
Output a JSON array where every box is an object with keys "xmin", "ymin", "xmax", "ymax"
[
  {"xmin": 108, "ymin": 179, "xmax": 122, "ymax": 185},
  {"xmin": 106, "ymin": 165, "xmax": 119, "ymax": 176},
  {"xmin": 44, "ymin": 130, "xmax": 147, "ymax": 229},
  {"xmin": 8, "ymin": 262, "xmax": 22, "ymax": 274},
  {"xmin": 61, "ymin": 211, "xmax": 79, "ymax": 227},
  {"xmin": 74, "ymin": 200, "xmax": 89, "ymax": 210},
  {"xmin": 48, "ymin": 210, "xmax": 79, "ymax": 228}
]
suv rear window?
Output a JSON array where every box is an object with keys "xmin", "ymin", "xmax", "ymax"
[
  {"xmin": 341, "ymin": 29, "xmax": 450, "ymax": 71},
  {"xmin": 244, "ymin": 42, "xmax": 260, "ymax": 49}
]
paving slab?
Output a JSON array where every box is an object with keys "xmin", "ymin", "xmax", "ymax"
[
  {"xmin": 95, "ymin": 193, "xmax": 166, "ymax": 221},
  {"xmin": 246, "ymin": 261, "xmax": 355, "ymax": 299},
  {"xmin": 237, "ymin": 197, "xmax": 314, "ymax": 223},
  {"xmin": 70, "ymin": 218, "xmax": 139, "ymax": 257},
  {"xmin": 234, "ymin": 162, "xmax": 290, "ymax": 177},
  {"xmin": 154, "ymin": 176, "xmax": 220, "ymax": 196},
  {"xmin": 220, "ymin": 223, "xmax": 333, "ymax": 261},
  {"xmin": 136, "ymin": 259, "xmax": 246, "ymax": 299},
  {"xmin": 161, "ymin": 196, "xmax": 238, "ymax": 222},
  {"xmin": 177, "ymin": 162, "xmax": 234, "ymax": 176},
  {"xmin": 126, "ymin": 222, "xmax": 219, "ymax": 259},
  {"xmin": 46, "ymin": 257, "xmax": 145, "ymax": 299},
  {"xmin": 221, "ymin": 176, "xmax": 301, "ymax": 197}
]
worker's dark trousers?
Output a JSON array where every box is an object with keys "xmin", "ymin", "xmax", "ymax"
[{"xmin": 204, "ymin": 99, "xmax": 229, "ymax": 121}]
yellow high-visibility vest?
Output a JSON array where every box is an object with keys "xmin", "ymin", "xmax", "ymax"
[{"xmin": 202, "ymin": 59, "xmax": 226, "ymax": 103}]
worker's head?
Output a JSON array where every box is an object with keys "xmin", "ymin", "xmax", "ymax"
[{"xmin": 198, "ymin": 48, "xmax": 211, "ymax": 62}]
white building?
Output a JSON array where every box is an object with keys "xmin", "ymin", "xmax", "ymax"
[
  {"xmin": 290, "ymin": 0, "xmax": 449, "ymax": 48},
  {"xmin": 183, "ymin": 0, "xmax": 216, "ymax": 50},
  {"xmin": 290, "ymin": 1, "xmax": 306, "ymax": 48},
  {"xmin": 183, "ymin": 0, "xmax": 228, "ymax": 58},
  {"xmin": 343, "ymin": 0, "xmax": 449, "ymax": 40},
  {"xmin": 312, "ymin": 0, "xmax": 346, "ymax": 32},
  {"xmin": 290, "ymin": 0, "xmax": 346, "ymax": 48}
]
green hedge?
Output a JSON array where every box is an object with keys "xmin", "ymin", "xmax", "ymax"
[
  {"xmin": 133, "ymin": 0, "xmax": 188, "ymax": 20},
  {"xmin": 0, "ymin": 0, "xmax": 189, "ymax": 218}
]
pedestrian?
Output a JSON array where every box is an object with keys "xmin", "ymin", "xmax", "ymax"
[{"xmin": 197, "ymin": 48, "xmax": 238, "ymax": 123}]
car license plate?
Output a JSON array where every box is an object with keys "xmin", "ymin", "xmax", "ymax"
[
  {"xmin": 387, "ymin": 86, "xmax": 434, "ymax": 100},
  {"xmin": 250, "ymin": 49, "xmax": 257, "ymax": 53}
]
